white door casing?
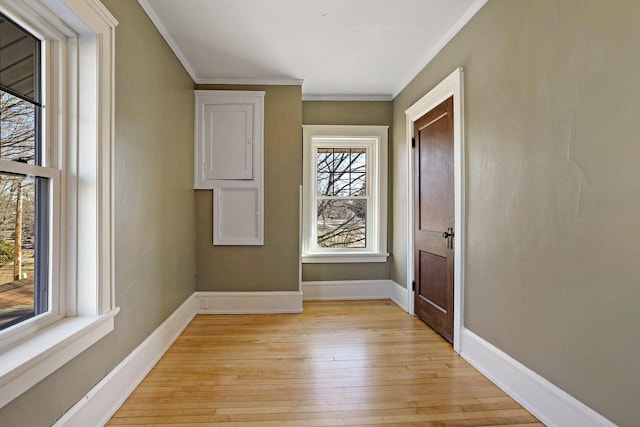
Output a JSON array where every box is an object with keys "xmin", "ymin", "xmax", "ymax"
[{"xmin": 405, "ymin": 68, "xmax": 465, "ymax": 353}]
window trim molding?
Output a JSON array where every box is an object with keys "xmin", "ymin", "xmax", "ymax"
[
  {"xmin": 0, "ymin": 0, "xmax": 118, "ymax": 408},
  {"xmin": 0, "ymin": 308, "xmax": 118, "ymax": 408},
  {"xmin": 301, "ymin": 125, "xmax": 389, "ymax": 264}
]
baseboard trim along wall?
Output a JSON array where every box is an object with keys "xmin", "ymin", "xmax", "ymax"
[
  {"xmin": 459, "ymin": 328, "xmax": 616, "ymax": 427},
  {"xmin": 55, "ymin": 291, "xmax": 612, "ymax": 427},
  {"xmin": 53, "ymin": 296, "xmax": 197, "ymax": 427},
  {"xmin": 389, "ymin": 281, "xmax": 409, "ymax": 312},
  {"xmin": 195, "ymin": 291, "xmax": 303, "ymax": 314},
  {"xmin": 301, "ymin": 280, "xmax": 408, "ymax": 312}
]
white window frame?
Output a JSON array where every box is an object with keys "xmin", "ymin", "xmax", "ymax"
[
  {"xmin": 0, "ymin": 1, "xmax": 70, "ymax": 349},
  {"xmin": 302, "ymin": 125, "xmax": 388, "ymax": 263},
  {"xmin": 0, "ymin": 0, "xmax": 117, "ymax": 408}
]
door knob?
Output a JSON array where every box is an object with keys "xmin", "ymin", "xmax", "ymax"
[{"xmin": 442, "ymin": 227, "xmax": 454, "ymax": 250}]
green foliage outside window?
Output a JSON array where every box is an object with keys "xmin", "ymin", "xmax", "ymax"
[{"xmin": 0, "ymin": 238, "xmax": 14, "ymax": 266}]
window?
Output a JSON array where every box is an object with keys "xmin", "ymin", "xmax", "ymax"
[
  {"xmin": 0, "ymin": 0, "xmax": 117, "ymax": 409},
  {"xmin": 302, "ymin": 125, "xmax": 388, "ymax": 263},
  {"xmin": 0, "ymin": 13, "xmax": 56, "ymax": 333}
]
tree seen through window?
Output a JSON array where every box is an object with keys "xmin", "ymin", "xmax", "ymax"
[{"xmin": 316, "ymin": 147, "xmax": 367, "ymax": 248}]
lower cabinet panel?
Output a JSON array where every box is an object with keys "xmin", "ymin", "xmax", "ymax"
[{"xmin": 214, "ymin": 187, "xmax": 263, "ymax": 245}]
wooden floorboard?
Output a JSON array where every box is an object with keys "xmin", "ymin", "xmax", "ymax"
[{"xmin": 108, "ymin": 300, "xmax": 542, "ymax": 426}]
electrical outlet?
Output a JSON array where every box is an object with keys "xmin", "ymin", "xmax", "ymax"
[{"xmin": 200, "ymin": 297, "xmax": 209, "ymax": 309}]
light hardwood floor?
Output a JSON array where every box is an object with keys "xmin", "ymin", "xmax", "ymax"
[{"xmin": 108, "ymin": 300, "xmax": 542, "ymax": 426}]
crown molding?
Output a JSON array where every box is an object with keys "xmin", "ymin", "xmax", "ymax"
[
  {"xmin": 302, "ymin": 94, "xmax": 393, "ymax": 101},
  {"xmin": 197, "ymin": 78, "xmax": 304, "ymax": 86},
  {"xmin": 392, "ymin": 0, "xmax": 488, "ymax": 97},
  {"xmin": 137, "ymin": 0, "xmax": 199, "ymax": 82}
]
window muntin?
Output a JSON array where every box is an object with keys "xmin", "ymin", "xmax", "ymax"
[{"xmin": 302, "ymin": 125, "xmax": 388, "ymax": 263}]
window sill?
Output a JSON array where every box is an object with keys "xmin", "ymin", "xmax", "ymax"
[
  {"xmin": 302, "ymin": 253, "xmax": 390, "ymax": 264},
  {"xmin": 0, "ymin": 308, "xmax": 119, "ymax": 408}
]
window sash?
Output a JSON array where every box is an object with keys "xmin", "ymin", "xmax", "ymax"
[
  {"xmin": 0, "ymin": 11, "xmax": 59, "ymax": 340},
  {"xmin": 309, "ymin": 141, "xmax": 377, "ymax": 254},
  {"xmin": 0, "ymin": 158, "xmax": 60, "ymax": 342},
  {"xmin": 0, "ymin": 173, "xmax": 49, "ymax": 331}
]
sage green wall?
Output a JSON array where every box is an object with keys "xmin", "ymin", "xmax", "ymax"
[
  {"xmin": 195, "ymin": 85, "xmax": 301, "ymax": 292},
  {"xmin": 392, "ymin": 1, "xmax": 640, "ymax": 424},
  {"xmin": 0, "ymin": 1, "xmax": 196, "ymax": 426},
  {"xmin": 302, "ymin": 101, "xmax": 393, "ymax": 282}
]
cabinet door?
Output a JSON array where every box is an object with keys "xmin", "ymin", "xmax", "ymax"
[
  {"xmin": 214, "ymin": 187, "xmax": 263, "ymax": 245},
  {"xmin": 203, "ymin": 103, "xmax": 253, "ymax": 180}
]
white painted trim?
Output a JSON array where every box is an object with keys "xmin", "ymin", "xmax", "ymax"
[
  {"xmin": 390, "ymin": 281, "xmax": 408, "ymax": 312},
  {"xmin": 53, "ymin": 297, "xmax": 196, "ymax": 427},
  {"xmin": 302, "ymin": 94, "xmax": 393, "ymax": 102},
  {"xmin": 197, "ymin": 78, "xmax": 304, "ymax": 86},
  {"xmin": 213, "ymin": 187, "xmax": 264, "ymax": 246},
  {"xmin": 194, "ymin": 90, "xmax": 265, "ymax": 190},
  {"xmin": 0, "ymin": 0, "xmax": 118, "ymax": 408},
  {"xmin": 195, "ymin": 291, "xmax": 303, "ymax": 314},
  {"xmin": 298, "ymin": 185, "xmax": 303, "ymax": 293},
  {"xmin": 137, "ymin": 0, "xmax": 199, "ymax": 82},
  {"xmin": 460, "ymin": 329, "xmax": 616, "ymax": 427},
  {"xmin": 0, "ymin": 310, "xmax": 117, "ymax": 409},
  {"xmin": 405, "ymin": 68, "xmax": 465, "ymax": 353},
  {"xmin": 301, "ymin": 125, "xmax": 388, "ymax": 262},
  {"xmin": 53, "ymin": 294, "xmax": 615, "ymax": 427},
  {"xmin": 55, "ymin": 291, "xmax": 302, "ymax": 425},
  {"xmin": 392, "ymin": 0, "xmax": 487, "ymax": 97},
  {"xmin": 302, "ymin": 280, "xmax": 390, "ymax": 301},
  {"xmin": 302, "ymin": 253, "xmax": 389, "ymax": 264},
  {"xmin": 302, "ymin": 280, "xmax": 408, "ymax": 312}
]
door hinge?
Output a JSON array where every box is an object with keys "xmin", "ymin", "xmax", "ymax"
[
  {"xmin": 411, "ymin": 137, "xmax": 415, "ymax": 148},
  {"xmin": 412, "ymin": 280, "xmax": 416, "ymax": 291}
]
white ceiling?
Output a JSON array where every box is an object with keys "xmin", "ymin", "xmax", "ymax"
[{"xmin": 138, "ymin": 0, "xmax": 486, "ymax": 99}]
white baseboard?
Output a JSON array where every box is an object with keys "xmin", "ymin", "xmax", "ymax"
[
  {"xmin": 195, "ymin": 291, "xmax": 303, "ymax": 314},
  {"xmin": 55, "ymin": 293, "xmax": 614, "ymax": 427},
  {"xmin": 389, "ymin": 281, "xmax": 408, "ymax": 311},
  {"xmin": 301, "ymin": 280, "xmax": 408, "ymax": 312},
  {"xmin": 56, "ymin": 291, "xmax": 303, "ymax": 425},
  {"xmin": 460, "ymin": 328, "xmax": 616, "ymax": 427},
  {"xmin": 54, "ymin": 296, "xmax": 197, "ymax": 427},
  {"xmin": 302, "ymin": 280, "xmax": 390, "ymax": 300}
]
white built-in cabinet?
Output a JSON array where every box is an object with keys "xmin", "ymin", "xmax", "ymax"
[{"xmin": 194, "ymin": 90, "xmax": 265, "ymax": 245}]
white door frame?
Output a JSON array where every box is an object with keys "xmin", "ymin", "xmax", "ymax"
[{"xmin": 405, "ymin": 67, "xmax": 465, "ymax": 353}]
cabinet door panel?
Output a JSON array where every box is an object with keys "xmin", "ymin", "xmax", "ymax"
[
  {"xmin": 204, "ymin": 104, "xmax": 253, "ymax": 180},
  {"xmin": 214, "ymin": 187, "xmax": 262, "ymax": 245}
]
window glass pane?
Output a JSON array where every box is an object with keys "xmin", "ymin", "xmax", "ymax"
[
  {"xmin": 351, "ymin": 173, "xmax": 366, "ymax": 196},
  {"xmin": 317, "ymin": 172, "xmax": 330, "ymax": 196},
  {"xmin": 317, "ymin": 199, "xmax": 366, "ymax": 248},
  {"xmin": 351, "ymin": 149, "xmax": 366, "ymax": 173},
  {"xmin": 0, "ymin": 173, "xmax": 48, "ymax": 331},
  {"xmin": 0, "ymin": 15, "xmax": 40, "ymax": 104},
  {"xmin": 333, "ymin": 176, "xmax": 351, "ymax": 196},
  {"xmin": 317, "ymin": 149, "xmax": 332, "ymax": 174},
  {"xmin": 316, "ymin": 147, "xmax": 367, "ymax": 197},
  {"xmin": 333, "ymin": 149, "xmax": 351, "ymax": 173},
  {"xmin": 0, "ymin": 90, "xmax": 37, "ymax": 164}
]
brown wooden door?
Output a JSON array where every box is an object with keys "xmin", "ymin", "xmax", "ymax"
[{"xmin": 414, "ymin": 96, "xmax": 454, "ymax": 343}]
